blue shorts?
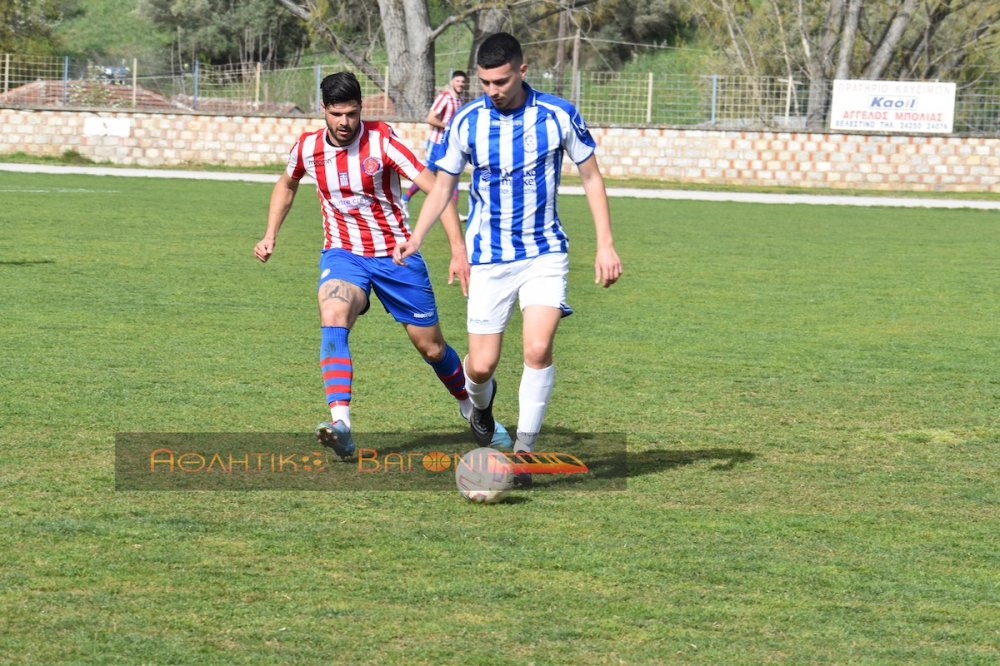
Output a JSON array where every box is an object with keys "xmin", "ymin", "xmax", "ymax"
[
  {"xmin": 318, "ymin": 248, "xmax": 439, "ymax": 326},
  {"xmin": 426, "ymin": 140, "xmax": 445, "ymax": 172}
]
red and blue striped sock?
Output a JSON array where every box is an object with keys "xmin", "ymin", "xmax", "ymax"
[
  {"xmin": 427, "ymin": 344, "xmax": 469, "ymax": 402},
  {"xmin": 320, "ymin": 326, "xmax": 352, "ymax": 413}
]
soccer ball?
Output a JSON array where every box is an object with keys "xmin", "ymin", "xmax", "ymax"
[{"xmin": 456, "ymin": 447, "xmax": 514, "ymax": 504}]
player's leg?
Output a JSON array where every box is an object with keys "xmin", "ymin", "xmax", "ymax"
[
  {"xmin": 367, "ymin": 253, "xmax": 477, "ymax": 424},
  {"xmin": 315, "ymin": 250, "xmax": 370, "ymax": 459},
  {"xmin": 517, "ymin": 305, "xmax": 561, "ymax": 454},
  {"xmin": 513, "ymin": 252, "xmax": 570, "ymax": 454},
  {"xmin": 465, "ymin": 262, "xmax": 519, "ymax": 446},
  {"xmin": 403, "ymin": 322, "xmax": 474, "ymax": 421},
  {"xmin": 511, "ymin": 253, "xmax": 571, "ymax": 487},
  {"xmin": 401, "ymin": 183, "xmax": 419, "ymax": 221},
  {"xmin": 465, "ymin": 331, "xmax": 504, "ymax": 445}
]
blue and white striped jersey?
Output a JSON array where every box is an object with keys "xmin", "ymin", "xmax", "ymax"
[{"xmin": 434, "ymin": 83, "xmax": 596, "ymax": 265}]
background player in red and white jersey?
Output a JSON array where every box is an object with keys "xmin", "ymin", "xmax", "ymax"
[
  {"xmin": 401, "ymin": 70, "xmax": 467, "ymax": 220},
  {"xmin": 254, "ymin": 72, "xmax": 510, "ymax": 458}
]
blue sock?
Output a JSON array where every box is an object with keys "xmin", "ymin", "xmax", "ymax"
[
  {"xmin": 426, "ymin": 344, "xmax": 469, "ymax": 401},
  {"xmin": 320, "ymin": 326, "xmax": 352, "ymax": 408}
]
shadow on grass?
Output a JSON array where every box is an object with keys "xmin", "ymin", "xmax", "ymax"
[
  {"xmin": 114, "ymin": 430, "xmax": 754, "ymax": 493},
  {"xmin": 375, "ymin": 428, "xmax": 756, "ymax": 490},
  {"xmin": 0, "ymin": 259, "xmax": 55, "ymax": 266}
]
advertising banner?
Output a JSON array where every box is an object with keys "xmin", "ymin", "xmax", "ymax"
[{"xmin": 829, "ymin": 80, "xmax": 955, "ymax": 133}]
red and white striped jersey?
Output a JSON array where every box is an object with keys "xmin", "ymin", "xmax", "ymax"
[
  {"xmin": 286, "ymin": 121, "xmax": 424, "ymax": 257},
  {"xmin": 428, "ymin": 89, "xmax": 462, "ymax": 144}
]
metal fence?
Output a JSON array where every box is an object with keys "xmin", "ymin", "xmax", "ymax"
[{"xmin": 2, "ymin": 52, "xmax": 999, "ymax": 135}]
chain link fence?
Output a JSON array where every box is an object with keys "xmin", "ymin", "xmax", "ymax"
[{"xmin": 2, "ymin": 52, "xmax": 999, "ymax": 135}]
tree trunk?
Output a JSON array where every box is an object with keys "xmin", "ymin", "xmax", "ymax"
[
  {"xmin": 834, "ymin": 0, "xmax": 861, "ymax": 80},
  {"xmin": 554, "ymin": 8, "xmax": 568, "ymax": 96},
  {"xmin": 378, "ymin": 0, "xmax": 435, "ymax": 117},
  {"xmin": 801, "ymin": 0, "xmax": 845, "ymax": 130},
  {"xmin": 276, "ymin": 0, "xmax": 386, "ymax": 91},
  {"xmin": 862, "ymin": 0, "xmax": 919, "ymax": 79},
  {"xmin": 466, "ymin": 7, "xmax": 510, "ymax": 76}
]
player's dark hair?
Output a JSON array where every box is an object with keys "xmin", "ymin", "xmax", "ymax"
[
  {"xmin": 477, "ymin": 33, "xmax": 523, "ymax": 69},
  {"xmin": 321, "ymin": 72, "xmax": 362, "ymax": 107},
  {"xmin": 452, "ymin": 70, "xmax": 467, "ymax": 80}
]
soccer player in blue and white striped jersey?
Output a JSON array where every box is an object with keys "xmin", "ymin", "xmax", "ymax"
[{"xmin": 394, "ymin": 33, "xmax": 622, "ymax": 482}]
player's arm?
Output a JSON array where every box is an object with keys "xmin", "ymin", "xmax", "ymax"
[
  {"xmin": 393, "ymin": 170, "xmax": 460, "ymax": 264},
  {"xmin": 425, "ymin": 93, "xmax": 448, "ymax": 130},
  {"xmin": 255, "ymin": 171, "xmax": 299, "ymax": 263},
  {"xmin": 577, "ymin": 154, "xmax": 622, "ymax": 287},
  {"xmin": 425, "ymin": 107, "xmax": 448, "ymax": 130}
]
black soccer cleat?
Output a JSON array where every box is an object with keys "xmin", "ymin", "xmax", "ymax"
[
  {"xmin": 469, "ymin": 379, "xmax": 498, "ymax": 447},
  {"xmin": 512, "ymin": 450, "xmax": 534, "ymax": 489},
  {"xmin": 513, "ymin": 473, "xmax": 533, "ymax": 489}
]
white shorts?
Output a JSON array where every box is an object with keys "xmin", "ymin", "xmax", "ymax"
[{"xmin": 467, "ymin": 253, "xmax": 570, "ymax": 334}]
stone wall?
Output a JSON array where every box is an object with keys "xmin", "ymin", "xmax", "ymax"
[{"xmin": 2, "ymin": 107, "xmax": 998, "ymax": 192}]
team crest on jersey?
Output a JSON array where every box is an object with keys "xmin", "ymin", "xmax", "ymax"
[{"xmin": 362, "ymin": 157, "xmax": 382, "ymax": 176}]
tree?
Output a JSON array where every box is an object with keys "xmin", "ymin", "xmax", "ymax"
[
  {"xmin": 695, "ymin": 0, "xmax": 1000, "ymax": 129},
  {"xmin": 278, "ymin": 0, "xmax": 548, "ymax": 116},
  {"xmin": 463, "ymin": 4, "xmax": 509, "ymax": 76},
  {"xmin": 276, "ymin": 0, "xmax": 621, "ymax": 117},
  {"xmin": 139, "ymin": 0, "xmax": 306, "ymax": 70},
  {"xmin": 278, "ymin": 0, "xmax": 705, "ymax": 117},
  {"xmin": 0, "ymin": 0, "xmax": 64, "ymax": 54},
  {"xmin": 55, "ymin": 0, "xmax": 172, "ymax": 65},
  {"xmin": 589, "ymin": 0, "xmax": 695, "ymax": 69}
]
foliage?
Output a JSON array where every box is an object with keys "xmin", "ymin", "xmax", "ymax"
[
  {"xmin": 688, "ymin": 0, "xmax": 1000, "ymax": 128},
  {"xmin": 0, "ymin": 0, "xmax": 64, "ymax": 54},
  {"xmin": 137, "ymin": 0, "xmax": 308, "ymax": 68},
  {"xmin": 54, "ymin": 0, "xmax": 171, "ymax": 65},
  {"xmin": 693, "ymin": 0, "xmax": 1000, "ymax": 82},
  {"xmin": 586, "ymin": 0, "xmax": 697, "ymax": 69}
]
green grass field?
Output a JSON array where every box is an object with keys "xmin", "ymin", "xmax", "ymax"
[{"xmin": 1, "ymin": 171, "xmax": 997, "ymax": 664}]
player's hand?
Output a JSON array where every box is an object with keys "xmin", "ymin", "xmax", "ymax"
[
  {"xmin": 255, "ymin": 237, "xmax": 275, "ymax": 263},
  {"xmin": 595, "ymin": 246, "xmax": 622, "ymax": 288},
  {"xmin": 449, "ymin": 254, "xmax": 470, "ymax": 297},
  {"xmin": 392, "ymin": 239, "xmax": 419, "ymax": 266}
]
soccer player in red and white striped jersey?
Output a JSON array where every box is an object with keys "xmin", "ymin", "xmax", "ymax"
[
  {"xmin": 254, "ymin": 72, "xmax": 510, "ymax": 458},
  {"xmin": 286, "ymin": 120, "xmax": 420, "ymax": 256},
  {"xmin": 402, "ymin": 70, "xmax": 467, "ymax": 215}
]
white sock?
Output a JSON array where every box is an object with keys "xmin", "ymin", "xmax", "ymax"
[
  {"xmin": 516, "ymin": 364, "xmax": 554, "ymax": 452},
  {"xmin": 458, "ymin": 397, "xmax": 474, "ymax": 421},
  {"xmin": 330, "ymin": 404, "xmax": 351, "ymax": 429},
  {"xmin": 514, "ymin": 432, "xmax": 538, "ymax": 454},
  {"xmin": 465, "ymin": 373, "xmax": 495, "ymax": 410}
]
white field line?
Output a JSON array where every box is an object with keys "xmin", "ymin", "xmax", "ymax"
[{"xmin": 2, "ymin": 162, "xmax": 998, "ymax": 210}]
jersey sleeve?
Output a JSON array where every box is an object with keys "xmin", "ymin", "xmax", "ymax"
[
  {"xmin": 285, "ymin": 134, "xmax": 308, "ymax": 180},
  {"xmin": 382, "ymin": 124, "xmax": 425, "ymax": 182},
  {"xmin": 433, "ymin": 113, "xmax": 469, "ymax": 175},
  {"xmin": 561, "ymin": 104, "xmax": 597, "ymax": 164}
]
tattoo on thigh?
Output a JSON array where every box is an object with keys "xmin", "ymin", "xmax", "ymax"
[{"xmin": 321, "ymin": 280, "xmax": 352, "ymax": 305}]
